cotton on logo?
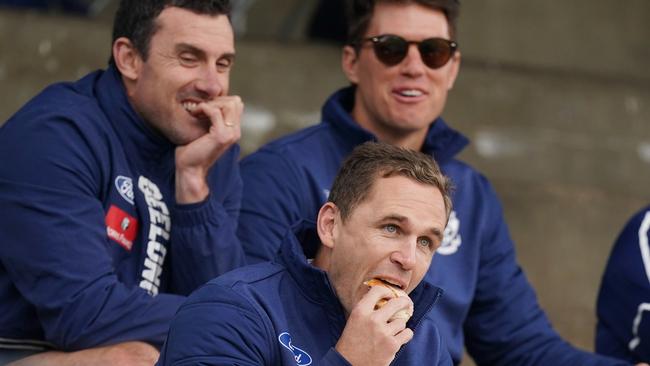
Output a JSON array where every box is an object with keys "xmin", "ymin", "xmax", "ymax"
[
  {"xmin": 438, "ymin": 210, "xmax": 461, "ymax": 255},
  {"xmin": 105, "ymin": 205, "xmax": 138, "ymax": 251},
  {"xmin": 120, "ymin": 217, "xmax": 131, "ymax": 231}
]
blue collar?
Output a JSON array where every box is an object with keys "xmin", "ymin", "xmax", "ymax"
[{"xmin": 94, "ymin": 64, "xmax": 175, "ymax": 161}]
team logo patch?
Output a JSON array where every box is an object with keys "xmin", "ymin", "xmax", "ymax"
[
  {"xmin": 278, "ymin": 332, "xmax": 312, "ymax": 366},
  {"xmin": 115, "ymin": 175, "xmax": 134, "ymax": 205},
  {"xmin": 438, "ymin": 210, "xmax": 461, "ymax": 255},
  {"xmin": 105, "ymin": 205, "xmax": 138, "ymax": 251}
]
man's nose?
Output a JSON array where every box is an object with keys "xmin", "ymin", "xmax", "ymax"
[
  {"xmin": 391, "ymin": 239, "xmax": 417, "ymax": 270},
  {"xmin": 194, "ymin": 66, "xmax": 224, "ymax": 98},
  {"xmin": 399, "ymin": 44, "xmax": 427, "ymax": 76}
]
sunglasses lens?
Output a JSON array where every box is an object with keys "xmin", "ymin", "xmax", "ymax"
[
  {"xmin": 419, "ymin": 38, "xmax": 454, "ymax": 69},
  {"xmin": 372, "ymin": 36, "xmax": 408, "ymax": 66}
]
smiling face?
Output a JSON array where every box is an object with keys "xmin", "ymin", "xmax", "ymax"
[
  {"xmin": 316, "ymin": 174, "xmax": 448, "ymax": 315},
  {"xmin": 342, "ymin": 2, "xmax": 460, "ymax": 149},
  {"xmin": 119, "ymin": 6, "xmax": 235, "ymax": 145}
]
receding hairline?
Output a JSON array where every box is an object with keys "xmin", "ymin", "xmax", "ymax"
[
  {"xmin": 340, "ymin": 170, "xmax": 450, "ymax": 222},
  {"xmin": 147, "ymin": 8, "xmax": 236, "ymax": 57}
]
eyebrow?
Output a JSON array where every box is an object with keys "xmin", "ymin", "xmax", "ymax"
[
  {"xmin": 430, "ymin": 228, "xmax": 444, "ymax": 242},
  {"xmin": 174, "ymin": 43, "xmax": 236, "ymax": 61},
  {"xmin": 380, "ymin": 214, "xmax": 444, "ymax": 242}
]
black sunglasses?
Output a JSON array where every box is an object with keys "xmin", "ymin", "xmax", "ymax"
[{"xmin": 358, "ymin": 34, "xmax": 458, "ymax": 69}]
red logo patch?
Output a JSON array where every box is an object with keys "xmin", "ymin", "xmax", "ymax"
[{"xmin": 105, "ymin": 205, "xmax": 138, "ymax": 251}]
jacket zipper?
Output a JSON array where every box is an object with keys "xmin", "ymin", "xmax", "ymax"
[{"xmin": 390, "ymin": 289, "xmax": 443, "ymax": 365}]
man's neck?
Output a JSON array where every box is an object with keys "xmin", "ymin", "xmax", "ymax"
[
  {"xmin": 311, "ymin": 249, "xmax": 352, "ymax": 319},
  {"xmin": 311, "ymin": 247, "xmax": 328, "ymax": 271},
  {"xmin": 351, "ymin": 111, "xmax": 427, "ymax": 151},
  {"xmin": 373, "ymin": 128, "xmax": 427, "ymax": 151}
]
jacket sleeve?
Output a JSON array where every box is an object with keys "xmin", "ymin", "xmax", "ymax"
[
  {"xmin": 0, "ymin": 116, "xmax": 184, "ymax": 350},
  {"xmin": 168, "ymin": 145, "xmax": 246, "ymax": 295},
  {"xmin": 319, "ymin": 348, "xmax": 353, "ymax": 366},
  {"xmin": 463, "ymin": 176, "xmax": 631, "ymax": 366},
  {"xmin": 157, "ymin": 284, "xmax": 354, "ymax": 366},
  {"xmin": 596, "ymin": 206, "xmax": 650, "ymax": 363},
  {"xmin": 157, "ymin": 284, "xmax": 272, "ymax": 366},
  {"xmin": 238, "ymin": 149, "xmax": 310, "ymax": 264}
]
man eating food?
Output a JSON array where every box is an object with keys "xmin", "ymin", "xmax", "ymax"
[
  {"xmin": 157, "ymin": 142, "xmax": 453, "ymax": 366},
  {"xmin": 365, "ymin": 278, "xmax": 413, "ymax": 320}
]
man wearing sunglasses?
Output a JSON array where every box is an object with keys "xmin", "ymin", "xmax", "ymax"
[{"xmin": 238, "ymin": 1, "xmax": 639, "ymax": 365}]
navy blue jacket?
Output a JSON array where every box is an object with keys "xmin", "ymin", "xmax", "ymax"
[
  {"xmin": 238, "ymin": 87, "xmax": 629, "ymax": 365},
  {"xmin": 597, "ymin": 205, "xmax": 650, "ymax": 362},
  {"xmin": 158, "ymin": 223, "xmax": 453, "ymax": 366},
  {"xmin": 0, "ymin": 65, "xmax": 244, "ymax": 350}
]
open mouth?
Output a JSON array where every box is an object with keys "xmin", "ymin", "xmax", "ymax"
[
  {"xmin": 182, "ymin": 101, "xmax": 199, "ymax": 113},
  {"xmin": 395, "ymin": 89, "xmax": 424, "ymax": 98},
  {"xmin": 181, "ymin": 101, "xmax": 209, "ymax": 122},
  {"xmin": 365, "ymin": 277, "xmax": 406, "ymax": 291},
  {"xmin": 363, "ymin": 278, "xmax": 413, "ymax": 320}
]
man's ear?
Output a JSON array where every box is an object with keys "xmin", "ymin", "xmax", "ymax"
[
  {"xmin": 341, "ymin": 45, "xmax": 360, "ymax": 84},
  {"xmin": 112, "ymin": 37, "xmax": 141, "ymax": 82},
  {"xmin": 317, "ymin": 202, "xmax": 339, "ymax": 249},
  {"xmin": 445, "ymin": 50, "xmax": 461, "ymax": 90}
]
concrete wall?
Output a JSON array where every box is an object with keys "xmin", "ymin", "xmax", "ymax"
[{"xmin": 1, "ymin": 1, "xmax": 649, "ymax": 365}]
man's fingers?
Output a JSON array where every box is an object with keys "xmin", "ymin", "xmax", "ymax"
[
  {"xmin": 194, "ymin": 102, "xmax": 224, "ymax": 129},
  {"xmin": 222, "ymin": 96, "xmax": 243, "ymax": 127},
  {"xmin": 205, "ymin": 96, "xmax": 243, "ymax": 128},
  {"xmin": 373, "ymin": 296, "xmax": 413, "ymax": 322},
  {"xmin": 356, "ymin": 285, "xmax": 395, "ymax": 313},
  {"xmin": 393, "ymin": 327, "xmax": 413, "ymax": 346},
  {"xmin": 355, "ymin": 286, "xmax": 413, "ymax": 325},
  {"xmin": 386, "ymin": 317, "xmax": 408, "ymax": 336},
  {"xmin": 189, "ymin": 100, "xmax": 240, "ymax": 146}
]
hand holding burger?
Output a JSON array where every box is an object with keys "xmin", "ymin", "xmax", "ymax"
[
  {"xmin": 364, "ymin": 278, "xmax": 413, "ymax": 321},
  {"xmin": 334, "ymin": 278, "xmax": 415, "ymax": 366}
]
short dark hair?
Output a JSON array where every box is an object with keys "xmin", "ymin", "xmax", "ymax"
[
  {"xmin": 329, "ymin": 142, "xmax": 453, "ymax": 222},
  {"xmin": 346, "ymin": 0, "xmax": 460, "ymax": 46},
  {"xmin": 110, "ymin": 0, "xmax": 232, "ymax": 65}
]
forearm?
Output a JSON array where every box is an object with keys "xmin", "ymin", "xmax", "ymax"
[
  {"xmin": 466, "ymin": 223, "xmax": 630, "ymax": 365},
  {"xmin": 8, "ymin": 341, "xmax": 159, "ymax": 366},
  {"xmin": 318, "ymin": 348, "xmax": 353, "ymax": 366},
  {"xmin": 0, "ymin": 182, "xmax": 187, "ymax": 349},
  {"xmin": 158, "ymin": 287, "xmax": 268, "ymax": 366},
  {"xmin": 175, "ymin": 167, "xmax": 210, "ymax": 204},
  {"xmin": 40, "ymin": 277, "xmax": 185, "ymax": 349},
  {"xmin": 170, "ymin": 196, "xmax": 245, "ymax": 293},
  {"xmin": 174, "ymin": 98, "xmax": 242, "ymax": 204}
]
